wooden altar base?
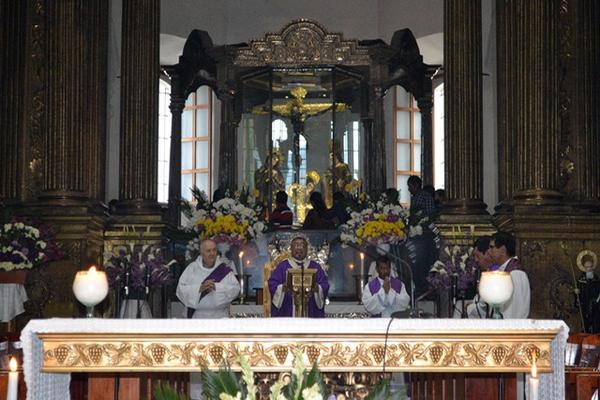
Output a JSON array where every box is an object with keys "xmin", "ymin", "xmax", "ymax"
[
  {"xmin": 67, "ymin": 372, "xmax": 520, "ymax": 400},
  {"xmin": 410, "ymin": 372, "xmax": 517, "ymax": 400}
]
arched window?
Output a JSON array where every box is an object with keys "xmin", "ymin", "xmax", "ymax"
[
  {"xmin": 393, "ymin": 85, "xmax": 421, "ymax": 205},
  {"xmin": 157, "ymin": 78, "xmax": 172, "ymax": 203},
  {"xmin": 181, "ymin": 86, "xmax": 212, "ymax": 201},
  {"xmin": 433, "ymin": 82, "xmax": 445, "ymax": 189}
]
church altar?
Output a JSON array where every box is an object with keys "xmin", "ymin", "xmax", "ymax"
[{"xmin": 21, "ymin": 318, "xmax": 567, "ymax": 399}]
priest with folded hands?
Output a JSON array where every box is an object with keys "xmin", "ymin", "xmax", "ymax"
[
  {"xmin": 176, "ymin": 238, "xmax": 240, "ymax": 319},
  {"xmin": 362, "ymin": 255, "xmax": 410, "ymax": 317}
]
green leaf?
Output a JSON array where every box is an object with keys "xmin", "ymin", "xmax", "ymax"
[
  {"xmin": 305, "ymin": 362, "xmax": 327, "ymax": 398},
  {"xmin": 152, "ymin": 382, "xmax": 189, "ymax": 400},
  {"xmin": 201, "ymin": 366, "xmax": 243, "ymax": 400}
]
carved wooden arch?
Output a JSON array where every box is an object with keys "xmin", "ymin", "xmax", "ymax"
[{"xmin": 233, "ymin": 19, "xmax": 372, "ymax": 67}]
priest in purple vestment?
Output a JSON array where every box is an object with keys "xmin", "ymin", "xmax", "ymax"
[
  {"xmin": 362, "ymin": 255, "xmax": 410, "ymax": 317},
  {"xmin": 268, "ymin": 235, "xmax": 329, "ymax": 317}
]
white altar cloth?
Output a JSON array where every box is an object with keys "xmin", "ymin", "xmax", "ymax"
[
  {"xmin": 21, "ymin": 318, "xmax": 568, "ymax": 400},
  {"xmin": 0, "ymin": 283, "xmax": 28, "ymax": 322}
]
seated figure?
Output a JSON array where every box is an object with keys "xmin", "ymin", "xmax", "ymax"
[
  {"xmin": 362, "ymin": 255, "xmax": 410, "ymax": 317},
  {"xmin": 268, "ymin": 234, "xmax": 329, "ymax": 317}
]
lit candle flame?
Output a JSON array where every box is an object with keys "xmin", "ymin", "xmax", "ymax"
[
  {"xmin": 239, "ymin": 251, "xmax": 244, "ymax": 259},
  {"xmin": 349, "ymin": 263, "xmax": 354, "ymax": 270},
  {"xmin": 9, "ymin": 357, "xmax": 17, "ymax": 372},
  {"xmin": 531, "ymin": 354, "xmax": 537, "ymax": 378},
  {"xmin": 359, "ymin": 252, "xmax": 364, "ymax": 261},
  {"xmin": 89, "ymin": 265, "xmax": 97, "ymax": 274}
]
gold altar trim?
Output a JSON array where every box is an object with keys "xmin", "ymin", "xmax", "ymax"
[{"xmin": 40, "ymin": 329, "xmax": 557, "ymax": 373}]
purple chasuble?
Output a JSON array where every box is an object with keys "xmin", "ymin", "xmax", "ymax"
[
  {"xmin": 268, "ymin": 259, "xmax": 329, "ymax": 318},
  {"xmin": 368, "ymin": 277, "xmax": 403, "ymax": 295}
]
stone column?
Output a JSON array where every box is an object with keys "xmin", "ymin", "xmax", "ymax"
[
  {"xmin": 443, "ymin": 0, "xmax": 487, "ymax": 215},
  {"xmin": 166, "ymin": 70, "xmax": 185, "ymax": 226},
  {"xmin": 116, "ymin": 0, "xmax": 161, "ymax": 214},
  {"xmin": 39, "ymin": 0, "xmax": 107, "ymax": 205},
  {"xmin": 573, "ymin": 0, "xmax": 600, "ymax": 205},
  {"xmin": 417, "ymin": 92, "xmax": 433, "ymax": 186},
  {"xmin": 0, "ymin": 0, "xmax": 26, "ymax": 204},
  {"xmin": 363, "ymin": 62, "xmax": 387, "ymax": 195},
  {"xmin": 217, "ymin": 88, "xmax": 239, "ymax": 192},
  {"xmin": 497, "ymin": 0, "xmax": 562, "ymax": 206}
]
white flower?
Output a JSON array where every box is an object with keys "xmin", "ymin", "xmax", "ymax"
[
  {"xmin": 39, "ymin": 241, "xmax": 47, "ymax": 249},
  {"xmin": 3, "ymin": 223, "xmax": 12, "ymax": 231},
  {"xmin": 302, "ymin": 384, "xmax": 323, "ymax": 400},
  {"xmin": 219, "ymin": 392, "xmax": 241, "ymax": 400},
  {"xmin": 16, "ymin": 222, "xmax": 24, "ymax": 229}
]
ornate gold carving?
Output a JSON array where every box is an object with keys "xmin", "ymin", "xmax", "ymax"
[
  {"xmin": 40, "ymin": 332, "xmax": 556, "ymax": 373},
  {"xmin": 234, "ymin": 20, "xmax": 371, "ymax": 67}
]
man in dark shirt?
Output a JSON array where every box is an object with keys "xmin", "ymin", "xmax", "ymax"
[
  {"xmin": 406, "ymin": 175, "xmax": 438, "ymax": 297},
  {"xmin": 270, "ymin": 190, "xmax": 293, "ymax": 229},
  {"xmin": 407, "ymin": 175, "xmax": 436, "ymax": 218}
]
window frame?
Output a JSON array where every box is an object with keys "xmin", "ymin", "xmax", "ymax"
[
  {"xmin": 181, "ymin": 86, "xmax": 212, "ymax": 200},
  {"xmin": 393, "ymin": 86, "xmax": 422, "ymax": 205}
]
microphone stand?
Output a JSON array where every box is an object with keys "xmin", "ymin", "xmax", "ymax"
[
  {"xmin": 138, "ymin": 265, "xmax": 151, "ymax": 319},
  {"xmin": 114, "ymin": 259, "xmax": 131, "ymax": 400},
  {"xmin": 300, "ymin": 261, "xmax": 305, "ymax": 318}
]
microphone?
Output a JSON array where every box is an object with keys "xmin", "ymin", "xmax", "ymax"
[
  {"xmin": 123, "ymin": 261, "xmax": 130, "ymax": 297},
  {"xmin": 145, "ymin": 266, "xmax": 151, "ymax": 295},
  {"xmin": 451, "ymin": 274, "xmax": 458, "ymax": 307}
]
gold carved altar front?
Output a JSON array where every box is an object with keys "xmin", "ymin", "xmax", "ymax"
[{"xmin": 39, "ymin": 324, "xmax": 557, "ymax": 374}]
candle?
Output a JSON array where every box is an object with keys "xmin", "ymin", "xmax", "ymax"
[
  {"xmin": 238, "ymin": 251, "xmax": 245, "ymax": 304},
  {"xmin": 349, "ymin": 263, "xmax": 354, "ymax": 270},
  {"xmin": 529, "ymin": 355, "xmax": 539, "ymax": 400},
  {"xmin": 359, "ymin": 252, "xmax": 365, "ymax": 289},
  {"xmin": 73, "ymin": 265, "xmax": 109, "ymax": 318},
  {"xmin": 6, "ymin": 357, "xmax": 18, "ymax": 400}
]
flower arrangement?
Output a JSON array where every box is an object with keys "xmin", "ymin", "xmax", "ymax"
[
  {"xmin": 186, "ymin": 188, "xmax": 266, "ymax": 248},
  {"xmin": 340, "ymin": 196, "xmax": 407, "ymax": 248},
  {"xmin": 0, "ymin": 218, "xmax": 63, "ymax": 271},
  {"xmin": 427, "ymin": 245, "xmax": 478, "ymax": 291},
  {"xmin": 153, "ymin": 351, "xmax": 405, "ymax": 400},
  {"xmin": 104, "ymin": 244, "xmax": 175, "ymax": 290}
]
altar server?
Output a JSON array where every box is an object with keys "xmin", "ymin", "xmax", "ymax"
[
  {"xmin": 467, "ymin": 231, "xmax": 530, "ymax": 319},
  {"xmin": 362, "ymin": 255, "xmax": 410, "ymax": 318},
  {"xmin": 268, "ymin": 234, "xmax": 329, "ymax": 317},
  {"xmin": 176, "ymin": 238, "xmax": 240, "ymax": 319}
]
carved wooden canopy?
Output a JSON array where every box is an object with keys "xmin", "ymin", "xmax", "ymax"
[{"xmin": 233, "ymin": 19, "xmax": 372, "ymax": 67}]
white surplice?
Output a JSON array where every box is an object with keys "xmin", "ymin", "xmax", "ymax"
[
  {"xmin": 467, "ymin": 257, "xmax": 531, "ymax": 319},
  {"xmin": 362, "ymin": 277, "xmax": 410, "ymax": 318},
  {"xmin": 176, "ymin": 256, "xmax": 240, "ymax": 319}
]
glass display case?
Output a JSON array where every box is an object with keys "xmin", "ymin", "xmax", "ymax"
[{"xmin": 237, "ymin": 67, "xmax": 364, "ymax": 223}]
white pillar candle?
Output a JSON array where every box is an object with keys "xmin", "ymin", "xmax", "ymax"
[
  {"xmin": 238, "ymin": 251, "xmax": 244, "ymax": 302},
  {"xmin": 6, "ymin": 357, "xmax": 18, "ymax": 400},
  {"xmin": 359, "ymin": 252, "xmax": 365, "ymax": 284},
  {"xmin": 529, "ymin": 356, "xmax": 539, "ymax": 400}
]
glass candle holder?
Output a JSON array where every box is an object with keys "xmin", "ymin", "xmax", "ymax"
[
  {"xmin": 478, "ymin": 271, "xmax": 514, "ymax": 319},
  {"xmin": 73, "ymin": 266, "xmax": 109, "ymax": 318}
]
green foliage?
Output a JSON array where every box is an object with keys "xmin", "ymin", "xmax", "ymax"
[
  {"xmin": 201, "ymin": 364, "xmax": 245, "ymax": 400},
  {"xmin": 152, "ymin": 382, "xmax": 189, "ymax": 400},
  {"xmin": 280, "ymin": 351, "xmax": 328, "ymax": 400}
]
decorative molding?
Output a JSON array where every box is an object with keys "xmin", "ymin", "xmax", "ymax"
[
  {"xmin": 234, "ymin": 20, "xmax": 371, "ymax": 67},
  {"xmin": 41, "ymin": 331, "xmax": 554, "ymax": 373}
]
